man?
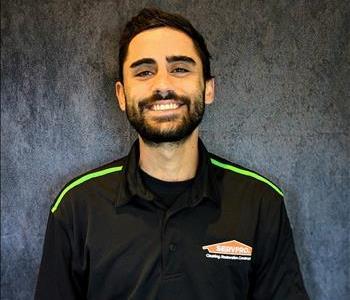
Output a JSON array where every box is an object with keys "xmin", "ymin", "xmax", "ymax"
[{"xmin": 35, "ymin": 8, "xmax": 309, "ymax": 300}]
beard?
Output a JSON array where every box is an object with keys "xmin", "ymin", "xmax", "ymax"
[{"xmin": 125, "ymin": 89, "xmax": 205, "ymax": 145}]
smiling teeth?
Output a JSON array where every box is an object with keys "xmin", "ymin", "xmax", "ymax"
[{"xmin": 152, "ymin": 103, "xmax": 179, "ymax": 111}]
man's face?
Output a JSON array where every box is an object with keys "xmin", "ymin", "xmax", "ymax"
[{"xmin": 116, "ymin": 27, "xmax": 214, "ymax": 144}]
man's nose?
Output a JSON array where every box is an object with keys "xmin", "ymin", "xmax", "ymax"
[
  {"xmin": 151, "ymin": 71, "xmax": 173, "ymax": 96},
  {"xmin": 155, "ymin": 90, "xmax": 173, "ymax": 99}
]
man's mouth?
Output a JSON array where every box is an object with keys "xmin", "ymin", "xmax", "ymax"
[{"xmin": 146, "ymin": 100, "xmax": 184, "ymax": 112}]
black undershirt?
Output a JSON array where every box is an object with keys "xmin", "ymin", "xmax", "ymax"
[{"xmin": 139, "ymin": 168, "xmax": 194, "ymax": 208}]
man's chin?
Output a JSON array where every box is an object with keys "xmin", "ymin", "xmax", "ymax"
[
  {"xmin": 128, "ymin": 111, "xmax": 203, "ymax": 146},
  {"xmin": 137, "ymin": 125, "xmax": 196, "ymax": 146},
  {"xmin": 140, "ymin": 132, "xmax": 190, "ymax": 146}
]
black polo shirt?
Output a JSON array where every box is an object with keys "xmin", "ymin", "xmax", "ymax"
[
  {"xmin": 35, "ymin": 139, "xmax": 309, "ymax": 300},
  {"xmin": 139, "ymin": 167, "xmax": 194, "ymax": 208}
]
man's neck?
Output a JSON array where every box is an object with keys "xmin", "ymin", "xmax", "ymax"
[{"xmin": 138, "ymin": 130, "xmax": 199, "ymax": 182}]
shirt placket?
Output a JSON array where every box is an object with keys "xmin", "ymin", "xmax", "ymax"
[
  {"xmin": 157, "ymin": 193, "xmax": 196, "ymax": 298},
  {"xmin": 160, "ymin": 210, "xmax": 182, "ymax": 278}
]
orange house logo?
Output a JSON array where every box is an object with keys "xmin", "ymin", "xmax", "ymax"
[{"xmin": 202, "ymin": 240, "xmax": 252, "ymax": 256}]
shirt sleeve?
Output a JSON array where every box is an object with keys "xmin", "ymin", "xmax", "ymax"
[
  {"xmin": 34, "ymin": 210, "xmax": 85, "ymax": 300},
  {"xmin": 249, "ymin": 192, "xmax": 309, "ymax": 300}
]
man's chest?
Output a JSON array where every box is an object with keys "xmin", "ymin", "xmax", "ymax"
[{"xmin": 82, "ymin": 198, "xmax": 258, "ymax": 299}]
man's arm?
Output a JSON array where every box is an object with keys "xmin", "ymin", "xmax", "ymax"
[
  {"xmin": 249, "ymin": 192, "xmax": 309, "ymax": 299},
  {"xmin": 35, "ymin": 211, "xmax": 84, "ymax": 300}
]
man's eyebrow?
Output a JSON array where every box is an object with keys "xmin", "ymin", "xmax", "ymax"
[
  {"xmin": 129, "ymin": 58, "xmax": 156, "ymax": 69},
  {"xmin": 166, "ymin": 55, "xmax": 196, "ymax": 65}
]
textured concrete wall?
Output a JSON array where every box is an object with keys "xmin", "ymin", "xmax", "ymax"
[{"xmin": 1, "ymin": 0, "xmax": 349, "ymax": 299}]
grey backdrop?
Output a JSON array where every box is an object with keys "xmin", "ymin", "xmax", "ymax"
[{"xmin": 1, "ymin": 0, "xmax": 349, "ymax": 299}]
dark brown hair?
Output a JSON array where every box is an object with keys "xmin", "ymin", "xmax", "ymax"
[{"xmin": 118, "ymin": 8, "xmax": 213, "ymax": 82}]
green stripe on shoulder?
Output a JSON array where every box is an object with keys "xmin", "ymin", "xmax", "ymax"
[
  {"xmin": 210, "ymin": 158, "xmax": 283, "ymax": 197},
  {"xmin": 51, "ymin": 166, "xmax": 123, "ymax": 213}
]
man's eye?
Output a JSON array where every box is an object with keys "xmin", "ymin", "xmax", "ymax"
[
  {"xmin": 172, "ymin": 67, "xmax": 189, "ymax": 73},
  {"xmin": 136, "ymin": 71, "xmax": 153, "ymax": 77}
]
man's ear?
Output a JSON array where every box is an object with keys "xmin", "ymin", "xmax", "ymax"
[
  {"xmin": 204, "ymin": 78, "xmax": 215, "ymax": 105},
  {"xmin": 115, "ymin": 81, "xmax": 126, "ymax": 111}
]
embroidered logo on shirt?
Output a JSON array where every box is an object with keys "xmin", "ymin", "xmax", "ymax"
[{"xmin": 202, "ymin": 240, "xmax": 252, "ymax": 261}]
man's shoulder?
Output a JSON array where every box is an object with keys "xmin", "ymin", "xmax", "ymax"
[
  {"xmin": 50, "ymin": 155, "xmax": 127, "ymax": 214},
  {"xmin": 207, "ymin": 151, "xmax": 284, "ymax": 198}
]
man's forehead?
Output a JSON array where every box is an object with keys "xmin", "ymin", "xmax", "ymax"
[{"xmin": 125, "ymin": 27, "xmax": 200, "ymax": 63}]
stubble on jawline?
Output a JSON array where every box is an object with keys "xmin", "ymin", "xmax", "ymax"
[{"xmin": 125, "ymin": 90, "xmax": 205, "ymax": 147}]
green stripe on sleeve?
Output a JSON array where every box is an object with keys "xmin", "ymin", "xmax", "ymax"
[
  {"xmin": 51, "ymin": 166, "xmax": 123, "ymax": 213},
  {"xmin": 210, "ymin": 158, "xmax": 283, "ymax": 197}
]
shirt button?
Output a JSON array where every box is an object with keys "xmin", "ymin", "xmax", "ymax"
[{"xmin": 169, "ymin": 243, "xmax": 176, "ymax": 252}]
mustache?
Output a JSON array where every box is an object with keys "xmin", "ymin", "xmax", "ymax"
[{"xmin": 138, "ymin": 91, "xmax": 191, "ymax": 110}]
